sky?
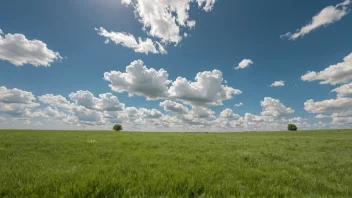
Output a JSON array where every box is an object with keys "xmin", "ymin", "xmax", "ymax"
[{"xmin": 0, "ymin": 0, "xmax": 352, "ymax": 131}]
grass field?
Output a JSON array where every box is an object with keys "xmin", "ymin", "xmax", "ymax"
[{"xmin": 0, "ymin": 130, "xmax": 352, "ymax": 197}]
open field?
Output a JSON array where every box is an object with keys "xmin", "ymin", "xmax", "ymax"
[{"xmin": 1, "ymin": 130, "xmax": 352, "ymax": 197}]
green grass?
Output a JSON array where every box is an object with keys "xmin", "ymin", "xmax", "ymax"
[{"xmin": 1, "ymin": 130, "xmax": 352, "ymax": 197}]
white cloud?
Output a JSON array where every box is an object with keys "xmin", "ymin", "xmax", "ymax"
[
  {"xmin": 121, "ymin": 0, "xmax": 215, "ymax": 44},
  {"xmin": 105, "ymin": 60, "xmax": 241, "ymax": 106},
  {"xmin": 0, "ymin": 29, "xmax": 62, "ymax": 67},
  {"xmin": 104, "ymin": 60, "xmax": 171, "ymax": 100},
  {"xmin": 190, "ymin": 106, "xmax": 215, "ymax": 119},
  {"xmin": 0, "ymin": 82, "xmax": 330, "ymax": 131},
  {"xmin": 235, "ymin": 59, "xmax": 253, "ymax": 70},
  {"xmin": 156, "ymin": 42, "xmax": 167, "ymax": 54},
  {"xmin": 71, "ymin": 106, "xmax": 106, "ymax": 125},
  {"xmin": 260, "ymin": 97, "xmax": 294, "ymax": 117},
  {"xmin": 243, "ymin": 113, "xmax": 265, "ymax": 123},
  {"xmin": 168, "ymin": 70, "xmax": 242, "ymax": 106},
  {"xmin": 288, "ymin": 117, "xmax": 306, "ymax": 123},
  {"xmin": 0, "ymin": 86, "xmax": 39, "ymax": 118},
  {"xmin": 332, "ymin": 116, "xmax": 352, "ymax": 124},
  {"xmin": 301, "ymin": 53, "xmax": 352, "ymax": 85},
  {"xmin": 37, "ymin": 92, "xmax": 125, "ymax": 127},
  {"xmin": 0, "ymin": 85, "xmax": 329, "ymax": 131},
  {"xmin": 229, "ymin": 113, "xmax": 312, "ymax": 132},
  {"xmin": 32, "ymin": 107, "xmax": 67, "ymax": 119},
  {"xmin": 38, "ymin": 94, "xmax": 73, "ymax": 109},
  {"xmin": 304, "ymin": 98, "xmax": 352, "ymax": 114},
  {"xmin": 0, "ymin": 86, "xmax": 36, "ymax": 104},
  {"xmin": 315, "ymin": 114, "xmax": 329, "ymax": 119},
  {"xmin": 332, "ymin": 82, "xmax": 352, "ymax": 98},
  {"xmin": 69, "ymin": 91, "xmax": 125, "ymax": 112},
  {"xmin": 120, "ymin": 107, "xmax": 140, "ymax": 119},
  {"xmin": 197, "ymin": 0, "xmax": 216, "ymax": 12},
  {"xmin": 98, "ymin": 93, "xmax": 125, "ymax": 111},
  {"xmin": 159, "ymin": 100, "xmax": 189, "ymax": 114},
  {"xmin": 0, "ymin": 85, "xmax": 170, "ymax": 129},
  {"xmin": 187, "ymin": 20, "xmax": 196, "ymax": 29},
  {"xmin": 331, "ymin": 109, "xmax": 352, "ymax": 125},
  {"xmin": 303, "ymin": 79, "xmax": 352, "ymax": 126},
  {"xmin": 0, "ymin": 103, "xmax": 36, "ymax": 118},
  {"xmin": 270, "ymin": 80, "xmax": 285, "ymax": 87},
  {"xmin": 117, "ymin": 107, "xmax": 165, "ymax": 127},
  {"xmin": 281, "ymin": 0, "xmax": 351, "ymax": 40},
  {"xmin": 234, "ymin": 102, "xmax": 243, "ymax": 107},
  {"xmin": 139, "ymin": 108, "xmax": 163, "ymax": 119},
  {"xmin": 96, "ymin": 27, "xmax": 167, "ymax": 54},
  {"xmin": 331, "ymin": 110, "xmax": 352, "ymax": 118},
  {"xmin": 219, "ymin": 108, "xmax": 240, "ymax": 120},
  {"xmin": 69, "ymin": 90, "xmax": 98, "ymax": 110}
]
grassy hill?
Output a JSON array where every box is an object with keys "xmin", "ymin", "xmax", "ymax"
[{"xmin": 0, "ymin": 129, "xmax": 351, "ymax": 197}]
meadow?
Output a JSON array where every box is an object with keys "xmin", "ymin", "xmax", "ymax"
[{"xmin": 0, "ymin": 129, "xmax": 352, "ymax": 197}]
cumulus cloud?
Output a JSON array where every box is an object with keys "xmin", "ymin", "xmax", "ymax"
[
  {"xmin": 315, "ymin": 114, "xmax": 329, "ymax": 119},
  {"xmin": 219, "ymin": 108, "xmax": 240, "ymax": 120},
  {"xmin": 304, "ymin": 76, "xmax": 352, "ymax": 126},
  {"xmin": 332, "ymin": 116, "xmax": 352, "ymax": 124},
  {"xmin": 168, "ymin": 70, "xmax": 242, "ymax": 106},
  {"xmin": 0, "ymin": 103, "xmax": 35, "ymax": 118},
  {"xmin": 235, "ymin": 59, "xmax": 253, "ymax": 70},
  {"xmin": 0, "ymin": 85, "xmax": 173, "ymax": 129},
  {"xmin": 1, "ymin": 85, "xmax": 322, "ymax": 131},
  {"xmin": 301, "ymin": 53, "xmax": 352, "ymax": 85},
  {"xmin": 69, "ymin": 91, "xmax": 125, "ymax": 111},
  {"xmin": 234, "ymin": 102, "xmax": 243, "ymax": 107},
  {"xmin": 160, "ymin": 100, "xmax": 189, "ymax": 114},
  {"xmin": 331, "ymin": 110, "xmax": 352, "ymax": 118},
  {"xmin": 0, "ymin": 29, "xmax": 62, "ymax": 67},
  {"xmin": 260, "ymin": 97, "xmax": 294, "ymax": 117},
  {"xmin": 190, "ymin": 106, "xmax": 215, "ymax": 119},
  {"xmin": 139, "ymin": 108, "xmax": 163, "ymax": 119},
  {"xmin": 281, "ymin": 0, "xmax": 351, "ymax": 40},
  {"xmin": 0, "ymin": 86, "xmax": 36, "ymax": 104},
  {"xmin": 244, "ymin": 113, "xmax": 265, "ymax": 123},
  {"xmin": 288, "ymin": 117, "xmax": 306, "ymax": 123},
  {"xmin": 32, "ymin": 107, "xmax": 68, "ymax": 119},
  {"xmin": 0, "ymin": 81, "xmax": 325, "ymax": 131},
  {"xmin": 69, "ymin": 91, "xmax": 98, "ymax": 110},
  {"xmin": 230, "ymin": 113, "xmax": 311, "ymax": 131},
  {"xmin": 117, "ymin": 107, "xmax": 164, "ymax": 127},
  {"xmin": 304, "ymin": 98, "xmax": 352, "ymax": 114},
  {"xmin": 121, "ymin": 0, "xmax": 215, "ymax": 44},
  {"xmin": 332, "ymin": 82, "xmax": 352, "ymax": 98},
  {"xmin": 38, "ymin": 94, "xmax": 73, "ymax": 109},
  {"xmin": 37, "ymin": 91, "xmax": 125, "ymax": 127},
  {"xmin": 0, "ymin": 86, "xmax": 39, "ymax": 118},
  {"xmin": 95, "ymin": 27, "xmax": 167, "ymax": 54},
  {"xmin": 105, "ymin": 60, "xmax": 241, "ymax": 106},
  {"xmin": 98, "ymin": 93, "xmax": 126, "ymax": 111},
  {"xmin": 270, "ymin": 80, "xmax": 285, "ymax": 87},
  {"xmin": 104, "ymin": 60, "xmax": 171, "ymax": 99},
  {"xmin": 71, "ymin": 106, "xmax": 106, "ymax": 125}
]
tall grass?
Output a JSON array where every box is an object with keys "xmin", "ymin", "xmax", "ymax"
[{"xmin": 1, "ymin": 130, "xmax": 352, "ymax": 197}]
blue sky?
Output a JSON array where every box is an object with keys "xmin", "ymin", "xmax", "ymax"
[{"xmin": 1, "ymin": 0, "xmax": 352, "ymax": 131}]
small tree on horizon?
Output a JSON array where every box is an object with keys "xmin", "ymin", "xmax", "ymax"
[
  {"xmin": 113, "ymin": 124, "xmax": 123, "ymax": 132},
  {"xmin": 288, "ymin": 124, "xmax": 297, "ymax": 131}
]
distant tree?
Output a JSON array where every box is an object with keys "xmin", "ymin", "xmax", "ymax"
[
  {"xmin": 288, "ymin": 124, "xmax": 297, "ymax": 131},
  {"xmin": 113, "ymin": 124, "xmax": 123, "ymax": 132}
]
